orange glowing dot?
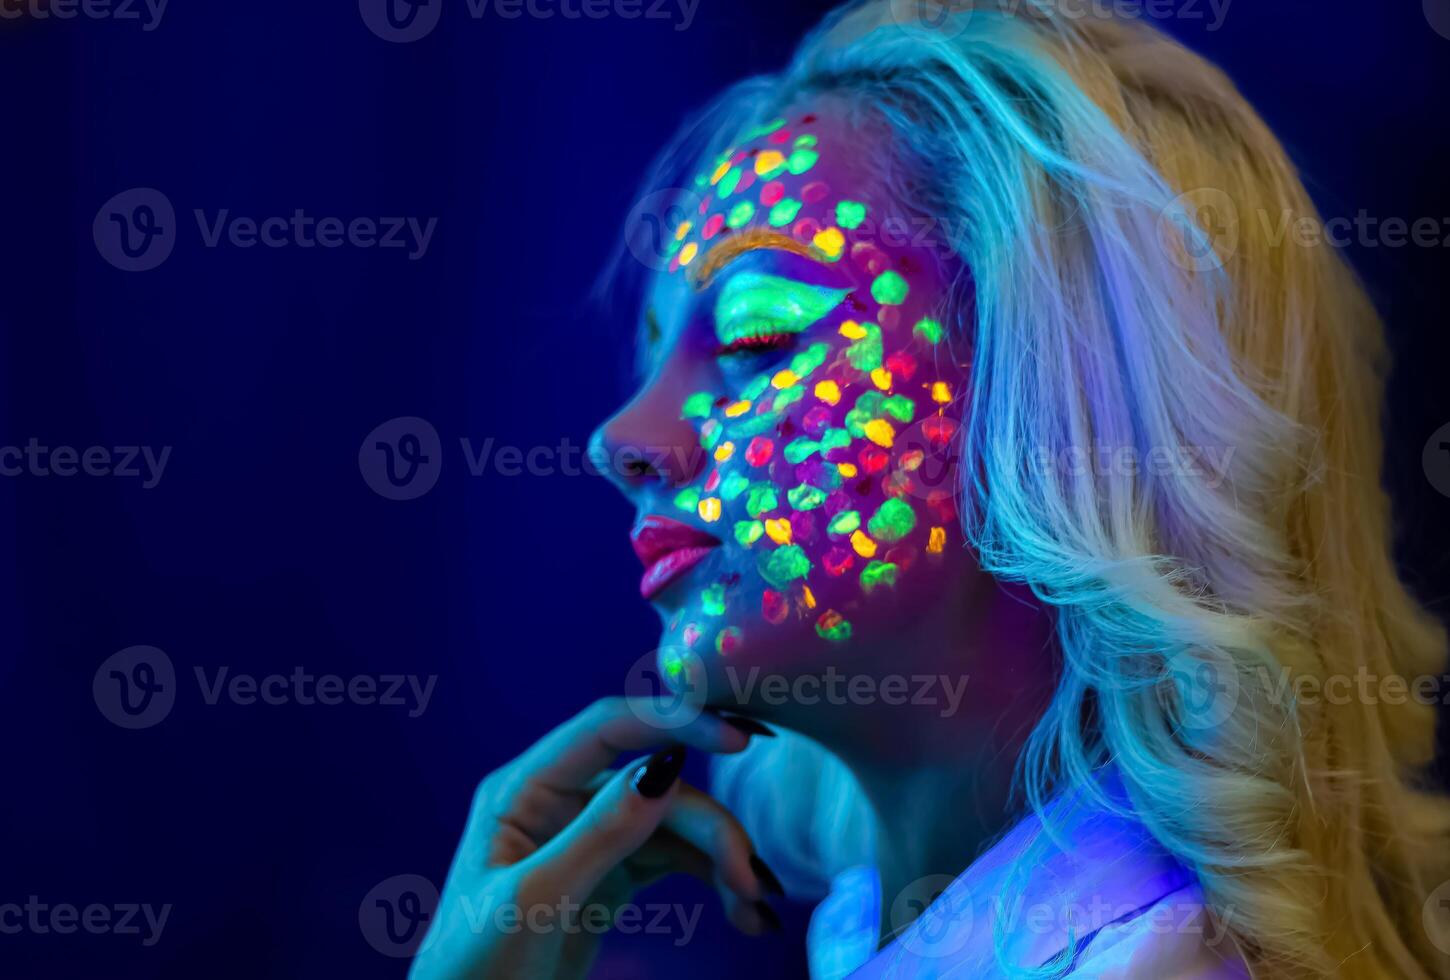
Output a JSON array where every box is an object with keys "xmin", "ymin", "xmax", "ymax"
[
  {"xmin": 864, "ymin": 419, "xmax": 896, "ymax": 448},
  {"xmin": 714, "ymin": 441, "xmax": 735, "ymax": 462},
  {"xmin": 710, "ymin": 161, "xmax": 731, "ymax": 185},
  {"xmin": 839, "ymin": 320, "xmax": 867, "ymax": 341},
  {"xmin": 813, "ymin": 226, "xmax": 845, "ymax": 258},
  {"xmin": 850, "ymin": 529, "xmax": 877, "ymax": 558},
  {"xmin": 698, "ymin": 497, "xmax": 722, "ymax": 522},
  {"xmin": 772, "ymin": 369, "xmax": 799, "ymax": 389},
  {"xmin": 928, "ymin": 526, "xmax": 947, "ymax": 554},
  {"xmin": 931, "ymin": 381, "xmax": 952, "ymax": 403},
  {"xmin": 802, "ymin": 585, "xmax": 817, "ymax": 609},
  {"xmin": 754, "ymin": 150, "xmax": 786, "ymax": 175},
  {"xmin": 765, "ymin": 518, "xmax": 793, "ymax": 545},
  {"xmin": 679, "ymin": 242, "xmax": 699, "ymax": 266},
  {"xmin": 871, "ymin": 368, "xmax": 892, "ymax": 390},
  {"xmin": 724, "ymin": 400, "xmax": 751, "ymax": 417},
  {"xmin": 674, "ymin": 221, "xmax": 692, "ymax": 241},
  {"xmin": 837, "ymin": 462, "xmax": 858, "ymax": 478},
  {"xmin": 815, "ymin": 380, "xmax": 841, "ymax": 405}
]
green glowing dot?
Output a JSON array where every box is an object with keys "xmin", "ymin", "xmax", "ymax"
[
  {"xmin": 855, "ymin": 391, "xmax": 885, "ymax": 414},
  {"xmin": 759, "ymin": 544, "xmax": 811, "ymax": 588},
  {"xmin": 828, "ymin": 510, "xmax": 861, "ymax": 536},
  {"xmin": 721, "ymin": 473, "xmax": 750, "ymax": 500},
  {"xmin": 674, "ymin": 487, "xmax": 701, "ymax": 512},
  {"xmin": 844, "ymin": 408, "xmax": 870, "ymax": 438},
  {"xmin": 871, "ymin": 270, "xmax": 910, "ymax": 305},
  {"xmin": 867, "ymin": 498, "xmax": 917, "ymax": 543},
  {"xmin": 741, "ymin": 373, "xmax": 772, "ymax": 401},
  {"xmin": 786, "ymin": 148, "xmax": 819, "ymax": 175},
  {"xmin": 820, "ymin": 428, "xmax": 851, "ymax": 452},
  {"xmin": 860, "ymin": 560, "xmax": 899, "ymax": 593},
  {"xmin": 661, "ymin": 648, "xmax": 684, "ymax": 680},
  {"xmin": 846, "ymin": 323, "xmax": 883, "ymax": 372},
  {"xmin": 730, "ymin": 414, "xmax": 776, "ymax": 439},
  {"xmin": 836, "ymin": 200, "xmax": 867, "ymax": 230},
  {"xmin": 914, "ymin": 318, "xmax": 943, "ymax": 344},
  {"xmin": 702, "ymin": 584, "xmax": 726, "ymax": 616},
  {"xmin": 795, "ymin": 134, "xmax": 817, "ymax": 148},
  {"xmin": 700, "ymin": 423, "xmax": 723, "ymax": 450},
  {"xmin": 727, "ymin": 201, "xmax": 755, "ymax": 229},
  {"xmin": 768, "ymin": 198, "xmax": 803, "ymax": 227},
  {"xmin": 665, "ymin": 238, "xmax": 681, "ymax": 257},
  {"xmin": 746, "ymin": 484, "xmax": 778, "ymax": 517},
  {"xmin": 882, "ymin": 395, "xmax": 915, "ymax": 424},
  {"xmin": 718, "ymin": 167, "xmax": 742, "ymax": 198},
  {"xmin": 715, "ymin": 626, "xmax": 741, "ymax": 654},
  {"xmin": 734, "ymin": 520, "xmax": 764, "ymax": 546},
  {"xmin": 774, "ymin": 384, "xmax": 806, "ymax": 410},
  {"xmin": 787, "ymin": 484, "xmax": 826, "ymax": 511},
  {"xmin": 784, "ymin": 438, "xmax": 820, "ymax": 464},
  {"xmin": 816, "ymin": 615, "xmax": 852, "ymax": 642},
  {"xmin": 682, "ymin": 392, "xmax": 715, "ymax": 420},
  {"xmin": 745, "ymin": 118, "xmax": 786, "ymax": 140},
  {"xmin": 789, "ymin": 342, "xmax": 831, "ymax": 378}
]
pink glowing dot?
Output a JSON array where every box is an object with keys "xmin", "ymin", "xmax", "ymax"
[
  {"xmin": 745, "ymin": 437, "xmax": 774, "ymax": 467},
  {"xmin": 702, "ymin": 213, "xmax": 726, "ymax": 240},
  {"xmin": 704, "ymin": 468, "xmax": 721, "ymax": 493},
  {"xmin": 884, "ymin": 351, "xmax": 917, "ymax": 380},
  {"xmin": 737, "ymin": 170, "xmax": 757, "ymax": 194},
  {"xmin": 669, "ymin": 253, "xmax": 681, "ymax": 273},
  {"xmin": 683, "ymin": 624, "xmax": 701, "ymax": 648},
  {"xmin": 698, "ymin": 194, "xmax": 712, "ymax": 215},
  {"xmin": 801, "ymin": 181, "xmax": 829, "ymax": 203},
  {"xmin": 769, "ymin": 129, "xmax": 791, "ymax": 144},
  {"xmin": 792, "ymin": 217, "xmax": 822, "ymax": 241},
  {"xmin": 801, "ymin": 405, "xmax": 832, "ymax": 437},
  {"xmin": 824, "ymin": 547, "xmax": 855, "ymax": 577},
  {"xmin": 717, "ymin": 628, "xmax": 742, "ymax": 656},
  {"xmin": 762, "ymin": 589, "xmax": 789, "ymax": 624},
  {"xmin": 760, "ymin": 181, "xmax": 785, "ymax": 206},
  {"xmin": 731, "ymin": 150, "xmax": 748, "ymax": 165}
]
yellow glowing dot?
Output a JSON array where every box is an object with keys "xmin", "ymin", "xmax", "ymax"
[
  {"xmin": 871, "ymin": 368, "xmax": 892, "ymax": 390},
  {"xmin": 839, "ymin": 320, "xmax": 867, "ymax": 341},
  {"xmin": 864, "ymin": 419, "xmax": 896, "ymax": 448},
  {"xmin": 698, "ymin": 497, "xmax": 722, "ymax": 523},
  {"xmin": 813, "ymin": 226, "xmax": 845, "ymax": 258},
  {"xmin": 674, "ymin": 221, "xmax": 692, "ymax": 241},
  {"xmin": 765, "ymin": 518, "xmax": 793, "ymax": 545},
  {"xmin": 850, "ymin": 530, "xmax": 877, "ymax": 558},
  {"xmin": 714, "ymin": 441, "xmax": 735, "ymax": 462},
  {"xmin": 928, "ymin": 526, "xmax": 946, "ymax": 554},
  {"xmin": 931, "ymin": 381, "xmax": 952, "ymax": 403},
  {"xmin": 837, "ymin": 462, "xmax": 858, "ymax": 478},
  {"xmin": 755, "ymin": 150, "xmax": 786, "ymax": 175},
  {"xmin": 815, "ymin": 380, "xmax": 841, "ymax": 405},
  {"xmin": 710, "ymin": 161, "xmax": 731, "ymax": 185},
  {"xmin": 772, "ymin": 369, "xmax": 799, "ymax": 389},
  {"xmin": 802, "ymin": 585, "xmax": 817, "ymax": 609},
  {"xmin": 679, "ymin": 242, "xmax": 698, "ymax": 266},
  {"xmin": 724, "ymin": 400, "xmax": 751, "ymax": 417}
]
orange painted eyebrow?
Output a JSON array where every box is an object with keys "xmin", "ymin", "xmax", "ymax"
[{"xmin": 689, "ymin": 228, "xmax": 829, "ymax": 290}]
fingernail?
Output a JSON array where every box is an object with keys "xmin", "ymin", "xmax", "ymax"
[
  {"xmin": 750, "ymin": 854, "xmax": 785, "ymax": 896},
  {"xmin": 631, "ymin": 746, "xmax": 686, "ymax": 799},
  {"xmin": 754, "ymin": 900, "xmax": 782, "ymax": 932},
  {"xmin": 718, "ymin": 713, "xmax": 776, "ymax": 738}
]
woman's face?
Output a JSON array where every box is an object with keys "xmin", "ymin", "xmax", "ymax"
[{"xmin": 596, "ymin": 97, "xmax": 980, "ymax": 711}]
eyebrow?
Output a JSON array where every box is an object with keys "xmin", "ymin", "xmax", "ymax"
[{"xmin": 689, "ymin": 228, "xmax": 829, "ymax": 290}]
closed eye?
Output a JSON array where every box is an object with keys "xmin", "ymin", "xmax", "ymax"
[
  {"xmin": 713, "ymin": 272, "xmax": 850, "ymax": 349},
  {"xmin": 716, "ymin": 331, "xmax": 795, "ymax": 357}
]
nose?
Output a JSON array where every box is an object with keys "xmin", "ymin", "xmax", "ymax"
[{"xmin": 591, "ymin": 373, "xmax": 710, "ymax": 498}]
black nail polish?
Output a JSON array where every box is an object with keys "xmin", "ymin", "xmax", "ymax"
[
  {"xmin": 631, "ymin": 746, "xmax": 686, "ymax": 798},
  {"xmin": 718, "ymin": 713, "xmax": 776, "ymax": 738},
  {"xmin": 754, "ymin": 900, "xmax": 782, "ymax": 932},
  {"xmin": 750, "ymin": 854, "xmax": 785, "ymax": 896}
]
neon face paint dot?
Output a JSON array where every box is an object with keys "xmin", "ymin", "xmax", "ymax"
[
  {"xmin": 768, "ymin": 198, "xmax": 803, "ymax": 227},
  {"xmin": 846, "ymin": 324, "xmax": 883, "ymax": 372},
  {"xmin": 850, "ymin": 530, "xmax": 878, "ymax": 558},
  {"xmin": 764, "ymin": 518, "xmax": 792, "ymax": 545},
  {"xmin": 716, "ymin": 627, "xmax": 742, "ymax": 656},
  {"xmin": 710, "ymin": 161, "xmax": 730, "ymax": 185},
  {"xmin": 783, "ymin": 438, "xmax": 820, "ymax": 464},
  {"xmin": 790, "ymin": 342, "xmax": 830, "ymax": 377},
  {"xmin": 828, "ymin": 510, "xmax": 861, "ymax": 535},
  {"xmin": 824, "ymin": 547, "xmax": 854, "ymax": 576},
  {"xmin": 860, "ymin": 560, "xmax": 899, "ymax": 593},
  {"xmin": 678, "ymin": 242, "xmax": 699, "ymax": 267},
  {"xmin": 815, "ymin": 380, "xmax": 841, "ymax": 405},
  {"xmin": 682, "ymin": 392, "xmax": 714, "ymax": 419},
  {"xmin": 836, "ymin": 462, "xmax": 858, "ymax": 478},
  {"xmin": 702, "ymin": 584, "xmax": 726, "ymax": 615},
  {"xmin": 762, "ymin": 589, "xmax": 789, "ymax": 625},
  {"xmin": 702, "ymin": 213, "xmax": 725, "ymax": 240},
  {"xmin": 754, "ymin": 150, "xmax": 786, "ymax": 176},
  {"xmin": 914, "ymin": 318, "xmax": 943, "ymax": 344},
  {"xmin": 882, "ymin": 395, "xmax": 915, "ymax": 423},
  {"xmin": 734, "ymin": 519, "xmax": 764, "ymax": 547},
  {"xmin": 717, "ymin": 168, "xmax": 742, "ymax": 198},
  {"xmin": 760, "ymin": 181, "xmax": 785, "ymax": 206},
  {"xmin": 674, "ymin": 487, "xmax": 700, "ymax": 512},
  {"xmin": 813, "ymin": 227, "xmax": 844, "ymax": 259},
  {"xmin": 801, "ymin": 585, "xmax": 817, "ymax": 609},
  {"xmin": 721, "ymin": 472, "xmax": 749, "ymax": 499},
  {"xmin": 759, "ymin": 544, "xmax": 811, "ymax": 588},
  {"xmin": 726, "ymin": 201, "xmax": 755, "ymax": 228},
  {"xmin": 682, "ymin": 623, "xmax": 700, "ymax": 648},
  {"xmin": 787, "ymin": 484, "xmax": 826, "ymax": 511},
  {"xmin": 772, "ymin": 369, "xmax": 798, "ymax": 389},
  {"xmin": 675, "ymin": 221, "xmax": 692, "ymax": 241},
  {"xmin": 835, "ymin": 200, "xmax": 867, "ymax": 229},
  {"xmin": 867, "ymin": 498, "xmax": 916, "ymax": 543},
  {"xmin": 714, "ymin": 441, "xmax": 735, "ymax": 462},
  {"xmin": 931, "ymin": 382, "xmax": 952, "ymax": 403},
  {"xmin": 900, "ymin": 450, "xmax": 925, "ymax": 471},
  {"xmin": 704, "ymin": 469, "xmax": 721, "ymax": 493},
  {"xmin": 724, "ymin": 400, "xmax": 751, "ymax": 417},
  {"xmin": 871, "ymin": 270, "xmax": 909, "ymax": 305},
  {"xmin": 816, "ymin": 610, "xmax": 852, "ymax": 642},
  {"xmin": 863, "ymin": 419, "xmax": 896, "ymax": 448},
  {"xmin": 746, "ymin": 485, "xmax": 778, "ymax": 517},
  {"xmin": 928, "ymin": 526, "xmax": 947, "ymax": 554},
  {"xmin": 698, "ymin": 497, "xmax": 722, "ymax": 523},
  {"xmin": 839, "ymin": 320, "xmax": 867, "ymax": 341},
  {"xmin": 787, "ymin": 148, "xmax": 819, "ymax": 175},
  {"xmin": 871, "ymin": 368, "xmax": 892, "ymax": 390}
]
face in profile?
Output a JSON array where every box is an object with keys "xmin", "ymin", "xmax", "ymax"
[{"xmin": 597, "ymin": 96, "xmax": 982, "ymax": 713}]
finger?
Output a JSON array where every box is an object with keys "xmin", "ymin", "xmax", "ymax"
[
  {"xmin": 519, "ymin": 746, "xmax": 687, "ymax": 901},
  {"xmin": 508, "ymin": 698, "xmax": 762, "ymax": 792},
  {"xmin": 621, "ymin": 831, "xmax": 715, "ymax": 889},
  {"xmin": 659, "ymin": 781, "xmax": 785, "ymax": 904}
]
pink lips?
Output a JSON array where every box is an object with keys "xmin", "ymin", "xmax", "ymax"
[{"xmin": 631, "ymin": 514, "xmax": 721, "ymax": 600}]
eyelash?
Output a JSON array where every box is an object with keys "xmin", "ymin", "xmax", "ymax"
[{"xmin": 716, "ymin": 331, "xmax": 795, "ymax": 357}]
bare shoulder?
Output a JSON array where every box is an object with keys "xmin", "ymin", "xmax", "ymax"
[{"xmin": 1071, "ymin": 884, "xmax": 1251, "ymax": 979}]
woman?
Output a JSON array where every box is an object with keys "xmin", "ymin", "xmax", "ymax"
[{"xmin": 414, "ymin": 2, "xmax": 1450, "ymax": 976}]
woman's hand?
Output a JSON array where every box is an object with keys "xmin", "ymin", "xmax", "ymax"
[{"xmin": 409, "ymin": 697, "xmax": 785, "ymax": 980}]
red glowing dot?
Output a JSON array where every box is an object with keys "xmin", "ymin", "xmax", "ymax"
[
  {"xmin": 859, "ymin": 446, "xmax": 890, "ymax": 474},
  {"xmin": 884, "ymin": 351, "xmax": 917, "ymax": 380},
  {"xmin": 921, "ymin": 416, "xmax": 959, "ymax": 447},
  {"xmin": 824, "ymin": 547, "xmax": 855, "ymax": 577},
  {"xmin": 762, "ymin": 589, "xmax": 789, "ymax": 625},
  {"xmin": 760, "ymin": 181, "xmax": 786, "ymax": 206},
  {"xmin": 704, "ymin": 469, "xmax": 721, "ymax": 493},
  {"xmin": 717, "ymin": 629, "xmax": 742, "ymax": 656},
  {"xmin": 768, "ymin": 129, "xmax": 791, "ymax": 144},
  {"xmin": 702, "ymin": 213, "xmax": 726, "ymax": 240},
  {"xmin": 731, "ymin": 151, "xmax": 748, "ymax": 165},
  {"xmin": 745, "ymin": 437, "xmax": 774, "ymax": 467}
]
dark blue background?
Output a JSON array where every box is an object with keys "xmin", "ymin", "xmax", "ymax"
[{"xmin": 2, "ymin": 1, "xmax": 1448, "ymax": 976}]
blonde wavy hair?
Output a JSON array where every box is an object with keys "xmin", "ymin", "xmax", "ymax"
[{"xmin": 619, "ymin": 1, "xmax": 1450, "ymax": 975}]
